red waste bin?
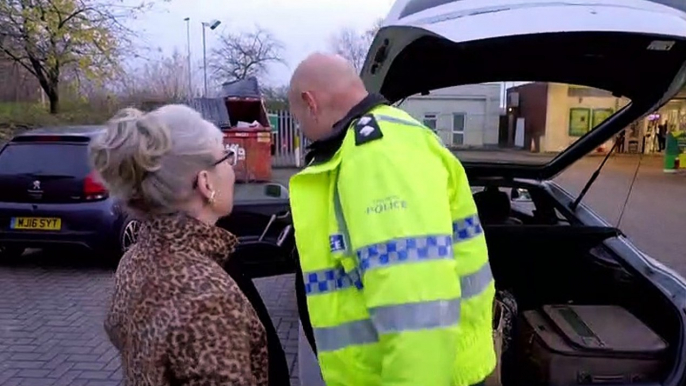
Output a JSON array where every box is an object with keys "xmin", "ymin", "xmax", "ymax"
[{"xmin": 223, "ymin": 128, "xmax": 272, "ymax": 182}]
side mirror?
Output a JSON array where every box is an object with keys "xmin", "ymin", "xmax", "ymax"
[
  {"xmin": 511, "ymin": 188, "xmax": 532, "ymax": 201},
  {"xmin": 264, "ymin": 183, "xmax": 288, "ymax": 198}
]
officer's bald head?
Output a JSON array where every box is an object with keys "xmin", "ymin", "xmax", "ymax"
[
  {"xmin": 290, "ymin": 53, "xmax": 362, "ymax": 94},
  {"xmin": 288, "ymin": 53, "xmax": 369, "ymax": 141}
]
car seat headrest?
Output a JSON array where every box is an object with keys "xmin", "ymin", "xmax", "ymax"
[{"xmin": 473, "ymin": 186, "xmax": 512, "ymax": 223}]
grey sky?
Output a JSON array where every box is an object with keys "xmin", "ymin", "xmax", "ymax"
[{"xmin": 132, "ymin": 0, "xmax": 395, "ymax": 87}]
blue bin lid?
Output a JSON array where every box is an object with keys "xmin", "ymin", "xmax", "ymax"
[
  {"xmin": 220, "ymin": 76, "xmax": 262, "ymax": 99},
  {"xmin": 188, "ymin": 98, "xmax": 231, "ymax": 128}
]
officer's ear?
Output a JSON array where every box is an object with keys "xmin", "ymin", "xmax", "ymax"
[{"xmin": 301, "ymin": 91, "xmax": 317, "ymax": 117}]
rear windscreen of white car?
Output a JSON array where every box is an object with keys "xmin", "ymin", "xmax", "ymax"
[
  {"xmin": 398, "ymin": 0, "xmax": 686, "ymax": 18},
  {"xmin": 652, "ymin": 0, "xmax": 686, "ymax": 13}
]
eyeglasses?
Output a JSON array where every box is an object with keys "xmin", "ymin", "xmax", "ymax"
[
  {"xmin": 192, "ymin": 149, "xmax": 237, "ymax": 188},
  {"xmin": 214, "ymin": 148, "xmax": 237, "ymax": 167}
]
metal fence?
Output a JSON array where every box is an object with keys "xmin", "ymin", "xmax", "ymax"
[{"xmin": 268, "ymin": 110, "xmax": 310, "ymax": 168}]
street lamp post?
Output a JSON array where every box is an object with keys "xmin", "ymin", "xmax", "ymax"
[
  {"xmin": 184, "ymin": 17, "xmax": 192, "ymax": 99},
  {"xmin": 201, "ymin": 19, "xmax": 221, "ymax": 97}
]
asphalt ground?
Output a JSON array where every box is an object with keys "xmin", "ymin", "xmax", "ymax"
[{"xmin": 1, "ymin": 154, "xmax": 684, "ymax": 386}]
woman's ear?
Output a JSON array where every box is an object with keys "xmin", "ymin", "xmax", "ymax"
[{"xmin": 195, "ymin": 170, "xmax": 213, "ymax": 201}]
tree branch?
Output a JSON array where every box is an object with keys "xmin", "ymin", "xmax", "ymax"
[
  {"xmin": 208, "ymin": 25, "xmax": 285, "ymax": 84},
  {"xmin": 0, "ymin": 0, "xmax": 156, "ymax": 113}
]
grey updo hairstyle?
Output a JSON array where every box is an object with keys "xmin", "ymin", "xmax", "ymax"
[{"xmin": 89, "ymin": 104, "xmax": 224, "ymax": 216}]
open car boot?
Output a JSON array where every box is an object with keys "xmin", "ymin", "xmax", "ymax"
[
  {"xmin": 216, "ymin": 3, "xmax": 686, "ymax": 381},
  {"xmin": 218, "ymin": 183, "xmax": 297, "ymax": 386},
  {"xmin": 224, "ymin": 246, "xmax": 291, "ymax": 386}
]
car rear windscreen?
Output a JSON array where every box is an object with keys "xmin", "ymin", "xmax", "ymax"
[
  {"xmin": 0, "ymin": 142, "xmax": 92, "ymax": 203},
  {"xmin": 398, "ymin": 0, "xmax": 686, "ymax": 19},
  {"xmin": 0, "ymin": 142, "xmax": 90, "ymax": 177},
  {"xmin": 652, "ymin": 0, "xmax": 686, "ymax": 13}
]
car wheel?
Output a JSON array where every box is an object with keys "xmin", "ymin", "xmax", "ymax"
[
  {"xmin": 120, "ymin": 219, "xmax": 140, "ymax": 254},
  {"xmin": 0, "ymin": 245, "xmax": 25, "ymax": 260}
]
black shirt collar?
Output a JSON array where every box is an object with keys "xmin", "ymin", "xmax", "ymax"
[{"xmin": 305, "ymin": 93, "xmax": 388, "ymax": 165}]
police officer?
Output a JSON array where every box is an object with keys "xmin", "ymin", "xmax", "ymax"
[{"xmin": 288, "ymin": 53, "xmax": 496, "ymax": 386}]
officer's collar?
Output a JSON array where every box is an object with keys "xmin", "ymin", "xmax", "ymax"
[{"xmin": 305, "ymin": 93, "xmax": 388, "ymax": 165}]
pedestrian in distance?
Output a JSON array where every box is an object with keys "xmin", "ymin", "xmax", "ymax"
[
  {"xmin": 90, "ymin": 104, "xmax": 270, "ymax": 386},
  {"xmin": 287, "ymin": 53, "xmax": 497, "ymax": 386}
]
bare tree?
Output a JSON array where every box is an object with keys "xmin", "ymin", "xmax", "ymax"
[
  {"xmin": 0, "ymin": 56, "xmax": 40, "ymax": 102},
  {"xmin": 262, "ymin": 84, "xmax": 289, "ymax": 110},
  {"xmin": 0, "ymin": 0, "xmax": 155, "ymax": 114},
  {"xmin": 208, "ymin": 26, "xmax": 286, "ymax": 83},
  {"xmin": 369, "ymin": 18, "xmax": 384, "ymax": 36},
  {"xmin": 120, "ymin": 49, "xmax": 191, "ymax": 103},
  {"xmin": 328, "ymin": 18, "xmax": 383, "ymax": 73},
  {"xmin": 328, "ymin": 28, "xmax": 367, "ymax": 73}
]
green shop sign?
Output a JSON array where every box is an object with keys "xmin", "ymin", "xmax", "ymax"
[
  {"xmin": 268, "ymin": 113, "xmax": 279, "ymax": 133},
  {"xmin": 664, "ymin": 130, "xmax": 686, "ymax": 172},
  {"xmin": 569, "ymin": 108, "xmax": 591, "ymax": 137},
  {"xmin": 592, "ymin": 108, "xmax": 614, "ymax": 128}
]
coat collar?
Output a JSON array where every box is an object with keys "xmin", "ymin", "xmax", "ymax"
[
  {"xmin": 305, "ymin": 93, "xmax": 388, "ymax": 165},
  {"xmin": 137, "ymin": 213, "xmax": 238, "ymax": 265}
]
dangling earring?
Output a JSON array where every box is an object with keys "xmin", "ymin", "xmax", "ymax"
[{"xmin": 208, "ymin": 190, "xmax": 216, "ymax": 205}]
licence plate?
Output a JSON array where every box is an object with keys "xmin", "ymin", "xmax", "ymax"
[{"xmin": 10, "ymin": 217, "xmax": 62, "ymax": 231}]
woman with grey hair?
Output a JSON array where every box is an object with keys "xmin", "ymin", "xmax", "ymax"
[{"xmin": 91, "ymin": 104, "xmax": 268, "ymax": 385}]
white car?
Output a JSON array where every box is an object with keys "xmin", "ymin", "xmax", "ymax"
[{"xmin": 292, "ymin": 1, "xmax": 686, "ymax": 385}]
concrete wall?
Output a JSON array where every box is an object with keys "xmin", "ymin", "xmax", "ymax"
[
  {"xmin": 542, "ymin": 83, "xmax": 630, "ymax": 152},
  {"xmin": 401, "ymin": 83, "xmax": 502, "ymax": 147}
]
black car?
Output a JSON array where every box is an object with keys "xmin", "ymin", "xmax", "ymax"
[
  {"xmin": 224, "ymin": 1, "xmax": 686, "ymax": 385},
  {"xmin": 0, "ymin": 127, "xmax": 139, "ymax": 259}
]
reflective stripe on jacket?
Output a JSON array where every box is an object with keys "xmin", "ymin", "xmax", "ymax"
[{"xmin": 290, "ymin": 104, "xmax": 496, "ymax": 386}]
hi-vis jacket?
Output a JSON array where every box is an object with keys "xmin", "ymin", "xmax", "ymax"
[{"xmin": 290, "ymin": 95, "xmax": 496, "ymax": 386}]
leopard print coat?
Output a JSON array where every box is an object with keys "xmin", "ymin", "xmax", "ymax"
[{"xmin": 104, "ymin": 213, "xmax": 268, "ymax": 386}]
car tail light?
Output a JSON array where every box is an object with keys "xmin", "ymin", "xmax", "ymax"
[{"xmin": 84, "ymin": 172, "xmax": 108, "ymax": 200}]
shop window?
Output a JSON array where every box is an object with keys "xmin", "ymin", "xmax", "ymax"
[
  {"xmin": 423, "ymin": 113, "xmax": 438, "ymax": 132},
  {"xmin": 452, "ymin": 113, "xmax": 465, "ymax": 145},
  {"xmin": 569, "ymin": 108, "xmax": 591, "ymax": 137}
]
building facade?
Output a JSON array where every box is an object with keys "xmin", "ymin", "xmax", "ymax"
[
  {"xmin": 400, "ymin": 83, "xmax": 502, "ymax": 148},
  {"xmin": 651, "ymin": 94, "xmax": 686, "ymax": 134},
  {"xmin": 508, "ymin": 82, "xmax": 686, "ymax": 155},
  {"xmin": 506, "ymin": 82, "xmax": 630, "ymax": 153}
]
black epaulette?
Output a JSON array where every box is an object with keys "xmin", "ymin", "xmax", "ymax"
[{"xmin": 353, "ymin": 114, "xmax": 384, "ymax": 146}]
